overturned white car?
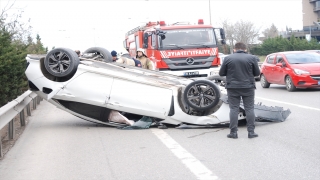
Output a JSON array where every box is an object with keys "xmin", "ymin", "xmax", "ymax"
[{"xmin": 25, "ymin": 47, "xmax": 290, "ymax": 128}]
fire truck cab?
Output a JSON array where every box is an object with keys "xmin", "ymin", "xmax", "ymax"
[{"xmin": 123, "ymin": 19, "xmax": 226, "ymax": 77}]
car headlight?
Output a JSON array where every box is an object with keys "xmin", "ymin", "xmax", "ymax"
[{"xmin": 293, "ymin": 68, "xmax": 310, "ymax": 75}]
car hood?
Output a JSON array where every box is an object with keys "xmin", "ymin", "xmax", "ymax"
[{"xmin": 290, "ymin": 63, "xmax": 320, "ymax": 74}]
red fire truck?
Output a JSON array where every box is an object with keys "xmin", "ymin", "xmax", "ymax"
[{"xmin": 123, "ymin": 19, "xmax": 226, "ymax": 77}]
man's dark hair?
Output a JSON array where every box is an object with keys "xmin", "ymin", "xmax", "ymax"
[{"xmin": 234, "ymin": 42, "xmax": 246, "ymax": 50}]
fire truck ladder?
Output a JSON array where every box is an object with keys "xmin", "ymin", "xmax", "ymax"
[
  {"xmin": 171, "ymin": 21, "xmax": 190, "ymax": 25},
  {"xmin": 125, "ymin": 22, "xmax": 159, "ymax": 36}
]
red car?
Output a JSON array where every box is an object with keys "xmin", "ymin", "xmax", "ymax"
[{"xmin": 260, "ymin": 51, "xmax": 320, "ymax": 91}]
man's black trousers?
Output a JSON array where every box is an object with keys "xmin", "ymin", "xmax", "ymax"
[{"xmin": 227, "ymin": 88, "xmax": 255, "ymax": 132}]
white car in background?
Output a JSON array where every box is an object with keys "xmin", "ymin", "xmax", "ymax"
[
  {"xmin": 218, "ymin": 53, "xmax": 260, "ymax": 81},
  {"xmin": 218, "ymin": 53, "xmax": 229, "ymax": 64}
]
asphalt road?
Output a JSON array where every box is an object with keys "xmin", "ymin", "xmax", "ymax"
[{"xmin": 0, "ymin": 82, "xmax": 319, "ymax": 180}]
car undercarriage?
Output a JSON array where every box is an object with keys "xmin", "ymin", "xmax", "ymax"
[{"xmin": 25, "ymin": 47, "xmax": 291, "ymax": 129}]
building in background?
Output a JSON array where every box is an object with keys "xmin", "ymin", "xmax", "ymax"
[
  {"xmin": 303, "ymin": 0, "xmax": 320, "ymax": 29},
  {"xmin": 281, "ymin": 0, "xmax": 320, "ymax": 41}
]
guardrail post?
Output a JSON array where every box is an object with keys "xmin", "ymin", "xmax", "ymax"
[
  {"xmin": 27, "ymin": 103, "xmax": 31, "ymax": 116},
  {"xmin": 33, "ymin": 98, "xmax": 37, "ymax": 109},
  {"xmin": 8, "ymin": 119, "xmax": 14, "ymax": 140},
  {"xmin": 37, "ymin": 96, "xmax": 40, "ymax": 104},
  {"xmin": 20, "ymin": 109, "xmax": 25, "ymax": 126},
  {"xmin": 0, "ymin": 90, "xmax": 35, "ymax": 158},
  {"xmin": 0, "ymin": 139, "xmax": 3, "ymax": 158}
]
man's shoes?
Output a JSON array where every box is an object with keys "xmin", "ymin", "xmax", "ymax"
[
  {"xmin": 227, "ymin": 132, "xmax": 238, "ymax": 139},
  {"xmin": 248, "ymin": 132, "xmax": 258, "ymax": 138}
]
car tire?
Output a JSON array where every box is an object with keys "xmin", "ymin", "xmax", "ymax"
[
  {"xmin": 121, "ymin": 53, "xmax": 131, "ymax": 58},
  {"xmin": 183, "ymin": 80, "xmax": 221, "ymax": 111},
  {"xmin": 83, "ymin": 47, "xmax": 112, "ymax": 62},
  {"xmin": 44, "ymin": 48, "xmax": 79, "ymax": 77},
  {"xmin": 260, "ymin": 74, "xmax": 270, "ymax": 88},
  {"xmin": 285, "ymin": 76, "xmax": 296, "ymax": 92}
]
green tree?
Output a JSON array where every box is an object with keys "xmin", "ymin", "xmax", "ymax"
[
  {"xmin": 26, "ymin": 34, "xmax": 47, "ymax": 54},
  {"xmin": 0, "ymin": 28, "xmax": 28, "ymax": 106},
  {"xmin": 251, "ymin": 35, "xmax": 320, "ymax": 55},
  {"xmin": 0, "ymin": 1, "xmax": 48, "ymax": 106}
]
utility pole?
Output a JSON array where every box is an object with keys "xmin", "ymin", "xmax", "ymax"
[
  {"xmin": 209, "ymin": 0, "xmax": 212, "ymax": 25},
  {"xmin": 310, "ymin": 25, "xmax": 311, "ymax": 38}
]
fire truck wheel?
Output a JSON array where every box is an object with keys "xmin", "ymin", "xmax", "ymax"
[
  {"xmin": 44, "ymin": 48, "xmax": 79, "ymax": 77},
  {"xmin": 183, "ymin": 80, "xmax": 221, "ymax": 111},
  {"xmin": 83, "ymin": 47, "xmax": 112, "ymax": 62}
]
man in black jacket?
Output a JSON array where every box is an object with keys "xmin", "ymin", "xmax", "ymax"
[{"xmin": 219, "ymin": 42, "xmax": 260, "ymax": 139}]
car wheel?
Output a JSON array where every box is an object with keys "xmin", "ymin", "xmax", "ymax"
[
  {"xmin": 285, "ymin": 76, "xmax": 296, "ymax": 92},
  {"xmin": 83, "ymin": 47, "xmax": 112, "ymax": 62},
  {"xmin": 260, "ymin": 74, "xmax": 270, "ymax": 88},
  {"xmin": 44, "ymin": 48, "xmax": 79, "ymax": 77},
  {"xmin": 183, "ymin": 80, "xmax": 220, "ymax": 111},
  {"xmin": 121, "ymin": 53, "xmax": 131, "ymax": 58}
]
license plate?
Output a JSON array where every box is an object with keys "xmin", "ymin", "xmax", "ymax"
[{"xmin": 184, "ymin": 71, "xmax": 199, "ymax": 76}]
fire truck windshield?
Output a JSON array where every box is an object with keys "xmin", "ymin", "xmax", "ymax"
[{"xmin": 159, "ymin": 28, "xmax": 217, "ymax": 49}]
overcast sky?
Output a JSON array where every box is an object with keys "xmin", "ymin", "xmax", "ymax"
[{"xmin": 1, "ymin": 0, "xmax": 302, "ymax": 53}]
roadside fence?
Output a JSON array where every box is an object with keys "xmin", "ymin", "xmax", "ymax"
[{"xmin": 0, "ymin": 91, "xmax": 42, "ymax": 158}]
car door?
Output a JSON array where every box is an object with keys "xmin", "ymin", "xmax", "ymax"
[
  {"xmin": 107, "ymin": 78, "xmax": 172, "ymax": 119},
  {"xmin": 272, "ymin": 54, "xmax": 286, "ymax": 84},
  {"xmin": 262, "ymin": 55, "xmax": 276, "ymax": 83},
  {"xmin": 55, "ymin": 72, "xmax": 113, "ymax": 107}
]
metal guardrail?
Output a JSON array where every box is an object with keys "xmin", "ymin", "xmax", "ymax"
[{"xmin": 0, "ymin": 90, "xmax": 41, "ymax": 158}]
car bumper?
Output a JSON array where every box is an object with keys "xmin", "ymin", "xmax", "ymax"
[
  {"xmin": 209, "ymin": 68, "xmax": 260, "ymax": 80},
  {"xmin": 292, "ymin": 74, "xmax": 320, "ymax": 88},
  {"xmin": 159, "ymin": 67, "xmax": 220, "ymax": 77}
]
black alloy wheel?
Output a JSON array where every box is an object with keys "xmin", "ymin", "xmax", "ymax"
[
  {"xmin": 183, "ymin": 80, "xmax": 220, "ymax": 111},
  {"xmin": 83, "ymin": 47, "xmax": 112, "ymax": 62},
  {"xmin": 44, "ymin": 48, "xmax": 79, "ymax": 77}
]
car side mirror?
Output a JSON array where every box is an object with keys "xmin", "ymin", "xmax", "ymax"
[
  {"xmin": 220, "ymin": 28, "xmax": 226, "ymax": 40},
  {"xmin": 143, "ymin": 33, "xmax": 149, "ymax": 48},
  {"xmin": 276, "ymin": 62, "xmax": 286, "ymax": 67}
]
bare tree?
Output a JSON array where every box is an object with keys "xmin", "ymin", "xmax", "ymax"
[
  {"xmin": 0, "ymin": 0, "xmax": 32, "ymax": 43},
  {"xmin": 0, "ymin": 0, "xmax": 14, "ymax": 27},
  {"xmin": 221, "ymin": 19, "xmax": 235, "ymax": 53},
  {"xmin": 261, "ymin": 23, "xmax": 279, "ymax": 40},
  {"xmin": 233, "ymin": 20, "xmax": 260, "ymax": 52},
  {"xmin": 220, "ymin": 19, "xmax": 260, "ymax": 53}
]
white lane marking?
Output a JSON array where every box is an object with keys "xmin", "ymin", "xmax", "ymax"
[
  {"xmin": 151, "ymin": 129, "xmax": 219, "ymax": 180},
  {"xmin": 256, "ymin": 96, "xmax": 320, "ymax": 111}
]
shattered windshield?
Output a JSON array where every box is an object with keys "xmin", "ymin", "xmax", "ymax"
[
  {"xmin": 160, "ymin": 28, "xmax": 217, "ymax": 49},
  {"xmin": 285, "ymin": 53, "xmax": 320, "ymax": 64}
]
